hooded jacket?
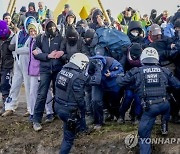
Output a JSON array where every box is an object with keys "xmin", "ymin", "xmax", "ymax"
[
  {"xmin": 33, "ymin": 19, "xmax": 64, "ymax": 73},
  {"xmin": 60, "ymin": 26, "xmax": 84, "ymax": 62},
  {"xmin": 26, "ymin": 2, "xmax": 38, "ymax": 21},
  {"xmin": 127, "ymin": 21, "xmax": 144, "ymax": 43},
  {"xmin": 0, "ymin": 31, "xmax": 14, "ymax": 70},
  {"xmin": 82, "ymin": 30, "xmax": 105, "ymax": 57},
  {"xmin": 65, "ymin": 11, "xmax": 76, "ymax": 26},
  {"xmin": 88, "ymin": 9, "xmax": 105, "ymax": 31},
  {"xmin": 89, "ymin": 55, "xmax": 124, "ymax": 92},
  {"xmin": 28, "ymin": 23, "xmax": 41, "ymax": 76}
]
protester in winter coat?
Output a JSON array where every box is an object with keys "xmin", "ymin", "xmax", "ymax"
[
  {"xmin": 117, "ymin": 7, "xmax": 140, "ymax": 34},
  {"xmin": 164, "ymin": 11, "xmax": 180, "ymax": 38},
  {"xmin": 167, "ymin": 19, "xmax": 180, "ymax": 123},
  {"xmin": 27, "ymin": 22, "xmax": 54, "ymax": 122},
  {"xmin": 57, "ymin": 4, "xmax": 70, "ymax": 25},
  {"xmin": 88, "ymin": 9, "xmax": 106, "ymax": 31},
  {"xmin": 118, "ymin": 43, "xmax": 143, "ymax": 124},
  {"xmin": 60, "ymin": 26, "xmax": 84, "ymax": 63},
  {"xmin": 37, "ymin": 1, "xmax": 53, "ymax": 24},
  {"xmin": 149, "ymin": 9, "xmax": 157, "ymax": 24},
  {"xmin": 88, "ymin": 55, "xmax": 124, "ymax": 129},
  {"xmin": 127, "ymin": 21, "xmax": 145, "ymax": 44},
  {"xmin": 82, "ymin": 28, "xmax": 105, "ymax": 57},
  {"xmin": 16, "ymin": 6, "xmax": 27, "ymax": 30},
  {"xmin": 32, "ymin": 19, "xmax": 64, "ymax": 131},
  {"xmin": 2, "ymin": 16, "xmax": 37, "ymax": 117},
  {"xmin": 154, "ymin": 10, "xmax": 169, "ymax": 26},
  {"xmin": 0, "ymin": 20, "xmax": 14, "ymax": 115},
  {"xmin": 3, "ymin": 13, "xmax": 18, "ymax": 34},
  {"xmin": 26, "ymin": 2, "xmax": 38, "ymax": 21}
]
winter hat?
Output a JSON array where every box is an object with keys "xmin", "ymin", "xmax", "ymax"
[
  {"xmin": 149, "ymin": 24, "xmax": 162, "ymax": 35},
  {"xmin": 64, "ymin": 4, "xmax": 70, "ymax": 9},
  {"xmin": 84, "ymin": 28, "xmax": 95, "ymax": 38},
  {"xmin": 20, "ymin": 6, "xmax": 26, "ymax": 12},
  {"xmin": 3, "ymin": 13, "xmax": 11, "ymax": 20},
  {"xmin": 28, "ymin": 23, "xmax": 40, "ymax": 34},
  {"xmin": 174, "ymin": 19, "xmax": 180, "ymax": 28},
  {"xmin": 0, "ymin": 20, "xmax": 10, "ymax": 39},
  {"xmin": 28, "ymin": 2, "xmax": 35, "ymax": 10},
  {"xmin": 66, "ymin": 26, "xmax": 79, "ymax": 38},
  {"xmin": 129, "ymin": 43, "xmax": 143, "ymax": 59}
]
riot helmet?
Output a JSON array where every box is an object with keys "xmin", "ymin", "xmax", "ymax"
[
  {"xmin": 69, "ymin": 53, "xmax": 89, "ymax": 70},
  {"xmin": 140, "ymin": 47, "xmax": 159, "ymax": 64}
]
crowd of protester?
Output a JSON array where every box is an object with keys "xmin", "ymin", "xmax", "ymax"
[{"xmin": 0, "ymin": 1, "xmax": 180, "ymax": 153}]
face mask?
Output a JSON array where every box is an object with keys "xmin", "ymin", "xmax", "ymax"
[
  {"xmin": 67, "ymin": 37, "xmax": 77, "ymax": 46},
  {"xmin": 48, "ymin": 29, "xmax": 56, "ymax": 37},
  {"xmin": 131, "ymin": 31, "xmax": 139, "ymax": 37},
  {"xmin": 85, "ymin": 38, "xmax": 93, "ymax": 45}
]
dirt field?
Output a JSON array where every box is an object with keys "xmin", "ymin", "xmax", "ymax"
[{"xmin": 0, "ymin": 88, "xmax": 180, "ymax": 154}]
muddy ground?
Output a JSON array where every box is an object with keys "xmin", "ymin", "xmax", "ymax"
[{"xmin": 0, "ymin": 88, "xmax": 180, "ymax": 154}]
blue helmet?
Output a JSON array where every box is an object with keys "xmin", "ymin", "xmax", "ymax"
[{"xmin": 24, "ymin": 16, "xmax": 37, "ymax": 33}]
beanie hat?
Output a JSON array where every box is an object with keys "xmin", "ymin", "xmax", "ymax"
[
  {"xmin": 84, "ymin": 28, "xmax": 95, "ymax": 39},
  {"xmin": 66, "ymin": 26, "xmax": 79, "ymax": 38},
  {"xmin": 3, "ymin": 13, "xmax": 11, "ymax": 20},
  {"xmin": 129, "ymin": 43, "xmax": 143, "ymax": 59},
  {"xmin": 28, "ymin": 2, "xmax": 35, "ymax": 10},
  {"xmin": 127, "ymin": 43, "xmax": 142, "ymax": 67},
  {"xmin": 64, "ymin": 4, "xmax": 70, "ymax": 9},
  {"xmin": 20, "ymin": 6, "xmax": 26, "ymax": 12},
  {"xmin": 0, "ymin": 20, "xmax": 10, "ymax": 40},
  {"xmin": 28, "ymin": 23, "xmax": 40, "ymax": 34}
]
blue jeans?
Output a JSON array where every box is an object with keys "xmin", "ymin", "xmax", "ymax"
[
  {"xmin": 33, "ymin": 72, "xmax": 58, "ymax": 123},
  {"xmin": 54, "ymin": 102, "xmax": 81, "ymax": 154},
  {"xmin": 138, "ymin": 101, "xmax": 170, "ymax": 154},
  {"xmin": 119, "ymin": 90, "xmax": 142, "ymax": 119},
  {"xmin": 85, "ymin": 85, "xmax": 93, "ymax": 115}
]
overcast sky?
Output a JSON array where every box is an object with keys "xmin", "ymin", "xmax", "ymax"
[{"xmin": 1, "ymin": 0, "xmax": 179, "ymax": 19}]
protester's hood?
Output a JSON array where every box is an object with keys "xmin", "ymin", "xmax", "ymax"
[
  {"xmin": 24, "ymin": 16, "xmax": 37, "ymax": 33},
  {"xmin": 150, "ymin": 9, "xmax": 157, "ymax": 20},
  {"xmin": 65, "ymin": 11, "xmax": 76, "ymax": 24},
  {"xmin": 44, "ymin": 19, "xmax": 57, "ymax": 34},
  {"xmin": 92, "ymin": 9, "xmax": 103, "ymax": 24},
  {"xmin": 127, "ymin": 21, "xmax": 143, "ymax": 35},
  {"xmin": 28, "ymin": 2, "xmax": 36, "ymax": 12},
  {"xmin": 90, "ymin": 55, "xmax": 106, "ymax": 66}
]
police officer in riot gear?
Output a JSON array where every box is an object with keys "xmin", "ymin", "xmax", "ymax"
[
  {"xmin": 116, "ymin": 47, "xmax": 180, "ymax": 154},
  {"xmin": 54, "ymin": 53, "xmax": 89, "ymax": 154}
]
